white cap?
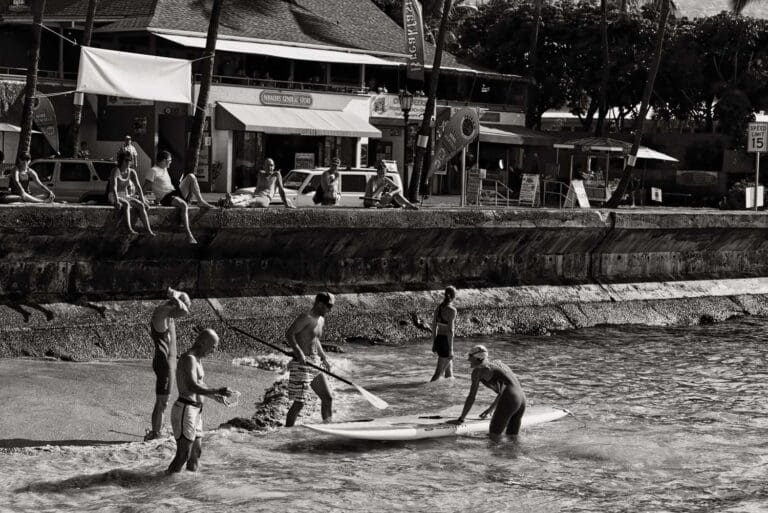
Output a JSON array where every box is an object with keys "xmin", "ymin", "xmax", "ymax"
[
  {"xmin": 467, "ymin": 344, "xmax": 488, "ymax": 360},
  {"xmin": 167, "ymin": 287, "xmax": 191, "ymax": 313}
]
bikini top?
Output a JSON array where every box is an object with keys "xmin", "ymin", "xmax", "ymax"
[
  {"xmin": 435, "ymin": 304, "xmax": 452, "ymax": 327},
  {"xmin": 150, "ymin": 319, "xmax": 177, "ymax": 358}
]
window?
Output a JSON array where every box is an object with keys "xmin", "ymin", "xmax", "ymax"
[
  {"xmin": 283, "ymin": 171, "xmax": 308, "ymax": 190},
  {"xmin": 342, "ymin": 174, "xmax": 367, "ymax": 193},
  {"xmin": 30, "ymin": 162, "xmax": 55, "ymax": 182},
  {"xmin": 93, "ymin": 163, "xmax": 115, "ymax": 181},
  {"xmin": 60, "ymin": 163, "xmax": 92, "ymax": 182},
  {"xmin": 302, "ymin": 175, "xmax": 321, "ymax": 194}
]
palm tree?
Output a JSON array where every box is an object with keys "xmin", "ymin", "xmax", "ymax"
[
  {"xmin": 17, "ymin": 0, "xmax": 46, "ymax": 160},
  {"xmin": 69, "ymin": 0, "xmax": 98, "ymax": 156},
  {"xmin": 186, "ymin": 0, "xmax": 223, "ymax": 178},
  {"xmin": 525, "ymin": 0, "xmax": 544, "ymax": 129},
  {"xmin": 605, "ymin": 0, "xmax": 671, "ymax": 207},
  {"xmin": 407, "ymin": 0, "xmax": 453, "ymax": 201},
  {"xmin": 732, "ymin": 0, "xmax": 758, "ymax": 12},
  {"xmin": 594, "ymin": 0, "xmax": 610, "ymax": 136}
]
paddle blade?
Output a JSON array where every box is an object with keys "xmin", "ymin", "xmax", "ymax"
[{"xmin": 354, "ymin": 384, "xmax": 388, "ymax": 410}]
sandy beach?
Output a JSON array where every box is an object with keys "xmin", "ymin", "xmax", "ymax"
[{"xmin": 0, "ymin": 358, "xmax": 277, "ymax": 449}]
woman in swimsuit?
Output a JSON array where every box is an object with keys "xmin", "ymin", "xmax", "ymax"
[
  {"xmin": 109, "ymin": 151, "xmax": 155, "ymax": 235},
  {"xmin": 430, "ymin": 285, "xmax": 457, "ymax": 381},
  {"xmin": 449, "ymin": 344, "xmax": 527, "ymax": 442},
  {"xmin": 4, "ymin": 152, "xmax": 55, "ymax": 203}
]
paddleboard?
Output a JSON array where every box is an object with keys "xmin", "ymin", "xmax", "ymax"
[{"xmin": 304, "ymin": 406, "xmax": 569, "ymax": 441}]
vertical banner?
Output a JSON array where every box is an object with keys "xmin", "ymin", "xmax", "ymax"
[
  {"xmin": 403, "ymin": 0, "xmax": 426, "ymax": 81},
  {"xmin": 426, "ymin": 107, "xmax": 480, "ymax": 180},
  {"xmin": 32, "ymin": 94, "xmax": 59, "ymax": 154}
]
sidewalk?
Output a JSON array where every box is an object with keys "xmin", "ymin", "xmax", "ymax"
[{"xmin": 200, "ymin": 192, "xmax": 464, "ymax": 208}]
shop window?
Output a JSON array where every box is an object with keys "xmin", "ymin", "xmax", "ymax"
[
  {"xmin": 60, "ymin": 163, "xmax": 92, "ymax": 181},
  {"xmin": 342, "ymin": 174, "xmax": 367, "ymax": 193}
]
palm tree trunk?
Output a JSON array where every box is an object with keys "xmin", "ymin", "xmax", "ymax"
[
  {"xmin": 605, "ymin": 0, "xmax": 670, "ymax": 208},
  {"xmin": 408, "ymin": 0, "xmax": 453, "ymax": 201},
  {"xmin": 69, "ymin": 0, "xmax": 98, "ymax": 156},
  {"xmin": 594, "ymin": 0, "xmax": 610, "ymax": 136},
  {"xmin": 17, "ymin": 0, "xmax": 46, "ymax": 160},
  {"xmin": 186, "ymin": 0, "xmax": 223, "ymax": 177},
  {"xmin": 524, "ymin": 0, "xmax": 543, "ymax": 129}
]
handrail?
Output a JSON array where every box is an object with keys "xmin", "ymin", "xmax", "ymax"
[
  {"xmin": 542, "ymin": 179, "xmax": 569, "ymax": 208},
  {"xmin": 479, "ymin": 178, "xmax": 512, "ymax": 207}
]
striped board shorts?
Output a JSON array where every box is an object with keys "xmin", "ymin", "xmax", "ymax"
[{"xmin": 288, "ymin": 355, "xmax": 322, "ymax": 403}]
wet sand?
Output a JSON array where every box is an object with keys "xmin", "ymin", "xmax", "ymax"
[{"xmin": 0, "ymin": 359, "xmax": 277, "ymax": 449}]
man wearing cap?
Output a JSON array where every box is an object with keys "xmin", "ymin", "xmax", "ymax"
[
  {"xmin": 120, "ymin": 135, "xmax": 138, "ymax": 170},
  {"xmin": 316, "ymin": 158, "xmax": 342, "ymax": 205},
  {"xmin": 145, "ymin": 287, "xmax": 192, "ymax": 441},
  {"xmin": 284, "ymin": 292, "xmax": 335, "ymax": 427},
  {"xmin": 448, "ymin": 345, "xmax": 527, "ymax": 441}
]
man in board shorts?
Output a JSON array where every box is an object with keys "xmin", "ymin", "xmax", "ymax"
[
  {"xmin": 167, "ymin": 328, "xmax": 233, "ymax": 473},
  {"xmin": 284, "ymin": 292, "xmax": 335, "ymax": 427},
  {"xmin": 145, "ymin": 287, "xmax": 191, "ymax": 441}
]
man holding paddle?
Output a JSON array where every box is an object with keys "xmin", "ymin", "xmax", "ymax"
[{"xmin": 284, "ymin": 292, "xmax": 336, "ymax": 427}]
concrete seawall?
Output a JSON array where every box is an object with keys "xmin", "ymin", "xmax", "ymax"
[{"xmin": 1, "ymin": 205, "xmax": 768, "ymax": 359}]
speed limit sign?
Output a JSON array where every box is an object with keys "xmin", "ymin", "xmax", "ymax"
[{"xmin": 748, "ymin": 122, "xmax": 768, "ymax": 153}]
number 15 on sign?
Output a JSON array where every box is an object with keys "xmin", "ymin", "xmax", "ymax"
[{"xmin": 748, "ymin": 123, "xmax": 768, "ymax": 153}]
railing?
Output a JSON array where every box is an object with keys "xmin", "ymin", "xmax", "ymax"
[
  {"xmin": 0, "ymin": 66, "xmax": 78, "ymax": 84},
  {"xmin": 195, "ymin": 73, "xmax": 369, "ymax": 95},
  {"xmin": 542, "ymin": 180, "xmax": 569, "ymax": 208},
  {"xmin": 478, "ymin": 179, "xmax": 513, "ymax": 207}
]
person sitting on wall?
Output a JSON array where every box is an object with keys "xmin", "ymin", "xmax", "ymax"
[
  {"xmin": 221, "ymin": 158, "xmax": 295, "ymax": 209},
  {"xmin": 363, "ymin": 160, "xmax": 418, "ymax": 210},
  {"xmin": 2, "ymin": 152, "xmax": 55, "ymax": 204},
  {"xmin": 313, "ymin": 157, "xmax": 342, "ymax": 206},
  {"xmin": 143, "ymin": 150, "xmax": 215, "ymax": 245},
  {"xmin": 108, "ymin": 150, "xmax": 155, "ymax": 236}
]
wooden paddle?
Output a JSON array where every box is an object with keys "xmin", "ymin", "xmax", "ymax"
[{"xmin": 229, "ymin": 326, "xmax": 388, "ymax": 410}]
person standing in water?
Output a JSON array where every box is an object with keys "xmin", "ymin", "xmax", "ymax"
[
  {"xmin": 145, "ymin": 287, "xmax": 191, "ymax": 441},
  {"xmin": 448, "ymin": 345, "xmax": 527, "ymax": 442},
  {"xmin": 167, "ymin": 328, "xmax": 233, "ymax": 473},
  {"xmin": 284, "ymin": 292, "xmax": 335, "ymax": 427},
  {"xmin": 431, "ymin": 286, "xmax": 457, "ymax": 381}
]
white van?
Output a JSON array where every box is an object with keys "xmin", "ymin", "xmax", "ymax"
[
  {"xmin": 233, "ymin": 167, "xmax": 404, "ymax": 207},
  {"xmin": 0, "ymin": 158, "xmax": 114, "ymax": 203}
]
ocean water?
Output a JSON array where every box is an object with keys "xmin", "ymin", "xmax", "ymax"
[{"xmin": 3, "ymin": 317, "xmax": 768, "ymax": 512}]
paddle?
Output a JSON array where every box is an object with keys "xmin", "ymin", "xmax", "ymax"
[{"xmin": 228, "ymin": 326, "xmax": 388, "ymax": 410}]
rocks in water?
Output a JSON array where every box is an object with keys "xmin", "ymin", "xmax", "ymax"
[
  {"xmin": 699, "ymin": 314, "xmax": 716, "ymax": 325},
  {"xmin": 321, "ymin": 343, "xmax": 345, "ymax": 353},
  {"xmin": 222, "ymin": 378, "xmax": 319, "ymax": 432},
  {"xmin": 345, "ymin": 336, "xmax": 386, "ymax": 346},
  {"xmin": 410, "ymin": 312, "xmax": 432, "ymax": 333}
]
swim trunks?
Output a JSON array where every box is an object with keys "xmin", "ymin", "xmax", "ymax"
[
  {"xmin": 432, "ymin": 334, "xmax": 452, "ymax": 358},
  {"xmin": 171, "ymin": 397, "xmax": 203, "ymax": 441},
  {"xmin": 287, "ymin": 355, "xmax": 322, "ymax": 403},
  {"xmin": 152, "ymin": 351, "xmax": 176, "ymax": 395},
  {"xmin": 159, "ymin": 189, "xmax": 183, "ymax": 206}
]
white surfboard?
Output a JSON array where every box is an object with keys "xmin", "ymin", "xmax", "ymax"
[{"xmin": 304, "ymin": 406, "xmax": 569, "ymax": 441}]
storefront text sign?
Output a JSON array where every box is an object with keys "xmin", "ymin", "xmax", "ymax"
[
  {"xmin": 402, "ymin": 0, "xmax": 425, "ymax": 81},
  {"xmin": 370, "ymin": 93, "xmax": 428, "ymax": 120},
  {"xmin": 426, "ymin": 107, "xmax": 480, "ymax": 180},
  {"xmin": 260, "ymin": 91, "xmax": 313, "ymax": 108}
]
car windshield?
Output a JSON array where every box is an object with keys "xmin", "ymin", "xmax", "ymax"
[{"xmin": 283, "ymin": 171, "xmax": 308, "ymax": 190}]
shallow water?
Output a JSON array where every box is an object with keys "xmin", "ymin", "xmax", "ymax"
[{"xmin": 4, "ymin": 317, "xmax": 768, "ymax": 512}]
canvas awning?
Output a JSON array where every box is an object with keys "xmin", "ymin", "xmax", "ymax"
[
  {"xmin": 76, "ymin": 47, "xmax": 192, "ymax": 103},
  {"xmin": 153, "ymin": 32, "xmax": 400, "ymax": 66},
  {"xmin": 216, "ymin": 102, "xmax": 381, "ymax": 138},
  {"xmin": 479, "ymin": 124, "xmax": 555, "ymax": 146},
  {"xmin": 554, "ymin": 137, "xmax": 678, "ymax": 162}
]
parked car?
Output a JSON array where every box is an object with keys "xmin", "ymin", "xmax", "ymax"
[
  {"xmin": 0, "ymin": 157, "xmax": 116, "ymax": 203},
  {"xmin": 233, "ymin": 167, "xmax": 404, "ymax": 207}
]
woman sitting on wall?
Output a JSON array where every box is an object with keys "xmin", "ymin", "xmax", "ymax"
[
  {"xmin": 2, "ymin": 152, "xmax": 55, "ymax": 204},
  {"xmin": 109, "ymin": 150, "xmax": 155, "ymax": 236}
]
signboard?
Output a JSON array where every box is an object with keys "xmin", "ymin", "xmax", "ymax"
[
  {"xmin": 651, "ymin": 187, "xmax": 663, "ymax": 203},
  {"xmin": 564, "ymin": 179, "xmax": 590, "ymax": 208},
  {"xmin": 195, "ymin": 116, "xmax": 211, "ymax": 182},
  {"xmin": 402, "ymin": 0, "xmax": 425, "ymax": 81},
  {"xmin": 676, "ymin": 170, "xmax": 719, "ymax": 187},
  {"xmin": 260, "ymin": 90, "xmax": 312, "ymax": 108},
  {"xmin": 294, "ymin": 152, "xmax": 315, "ymax": 169},
  {"xmin": 32, "ymin": 94, "xmax": 59, "ymax": 154},
  {"xmin": 427, "ymin": 107, "xmax": 480, "ymax": 180},
  {"xmin": 745, "ymin": 186, "xmax": 764, "ymax": 209},
  {"xmin": 466, "ymin": 167, "xmax": 482, "ymax": 205},
  {"xmin": 517, "ymin": 173, "xmax": 540, "ymax": 207},
  {"xmin": 370, "ymin": 93, "xmax": 428, "ymax": 121},
  {"xmin": 107, "ymin": 96, "xmax": 153, "ymax": 106},
  {"xmin": 748, "ymin": 122, "xmax": 768, "ymax": 153}
]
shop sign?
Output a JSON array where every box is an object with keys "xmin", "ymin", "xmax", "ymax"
[
  {"xmin": 426, "ymin": 107, "xmax": 479, "ymax": 180},
  {"xmin": 370, "ymin": 93, "xmax": 428, "ymax": 121},
  {"xmin": 107, "ymin": 96, "xmax": 153, "ymax": 106},
  {"xmin": 32, "ymin": 94, "xmax": 59, "ymax": 154},
  {"xmin": 260, "ymin": 91, "xmax": 312, "ymax": 108},
  {"xmin": 295, "ymin": 152, "xmax": 315, "ymax": 169}
]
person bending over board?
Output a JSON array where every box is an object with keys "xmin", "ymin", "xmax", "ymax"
[
  {"xmin": 448, "ymin": 345, "xmax": 527, "ymax": 442},
  {"xmin": 431, "ymin": 286, "xmax": 457, "ymax": 381},
  {"xmin": 167, "ymin": 329, "xmax": 233, "ymax": 473},
  {"xmin": 284, "ymin": 292, "xmax": 335, "ymax": 427}
]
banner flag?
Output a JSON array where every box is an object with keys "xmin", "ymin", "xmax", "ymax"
[
  {"xmin": 426, "ymin": 107, "xmax": 480, "ymax": 180},
  {"xmin": 32, "ymin": 93, "xmax": 59, "ymax": 154},
  {"xmin": 403, "ymin": 0, "xmax": 426, "ymax": 81},
  {"xmin": 76, "ymin": 47, "xmax": 192, "ymax": 103}
]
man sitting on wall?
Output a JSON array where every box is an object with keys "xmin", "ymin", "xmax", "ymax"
[
  {"xmin": 363, "ymin": 161, "xmax": 418, "ymax": 210},
  {"xmin": 220, "ymin": 158, "xmax": 295, "ymax": 209}
]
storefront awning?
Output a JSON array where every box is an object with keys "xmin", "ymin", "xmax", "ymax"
[
  {"xmin": 554, "ymin": 137, "xmax": 678, "ymax": 162},
  {"xmin": 152, "ymin": 32, "xmax": 400, "ymax": 66},
  {"xmin": 216, "ymin": 102, "xmax": 381, "ymax": 138},
  {"xmin": 479, "ymin": 125, "xmax": 555, "ymax": 146}
]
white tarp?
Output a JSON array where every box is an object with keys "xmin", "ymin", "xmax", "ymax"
[{"xmin": 76, "ymin": 47, "xmax": 191, "ymax": 103}]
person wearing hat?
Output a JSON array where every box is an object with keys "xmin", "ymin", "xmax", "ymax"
[
  {"xmin": 145, "ymin": 287, "xmax": 192, "ymax": 441},
  {"xmin": 316, "ymin": 157, "xmax": 342, "ymax": 205},
  {"xmin": 430, "ymin": 285, "xmax": 457, "ymax": 381},
  {"xmin": 448, "ymin": 344, "xmax": 527, "ymax": 441},
  {"xmin": 284, "ymin": 292, "xmax": 335, "ymax": 427}
]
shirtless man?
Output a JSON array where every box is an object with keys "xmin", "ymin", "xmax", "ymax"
[
  {"xmin": 364, "ymin": 161, "xmax": 418, "ymax": 210},
  {"xmin": 284, "ymin": 292, "xmax": 335, "ymax": 427},
  {"xmin": 223, "ymin": 158, "xmax": 295, "ymax": 208},
  {"xmin": 167, "ymin": 328, "xmax": 232, "ymax": 473},
  {"xmin": 145, "ymin": 287, "xmax": 191, "ymax": 441}
]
